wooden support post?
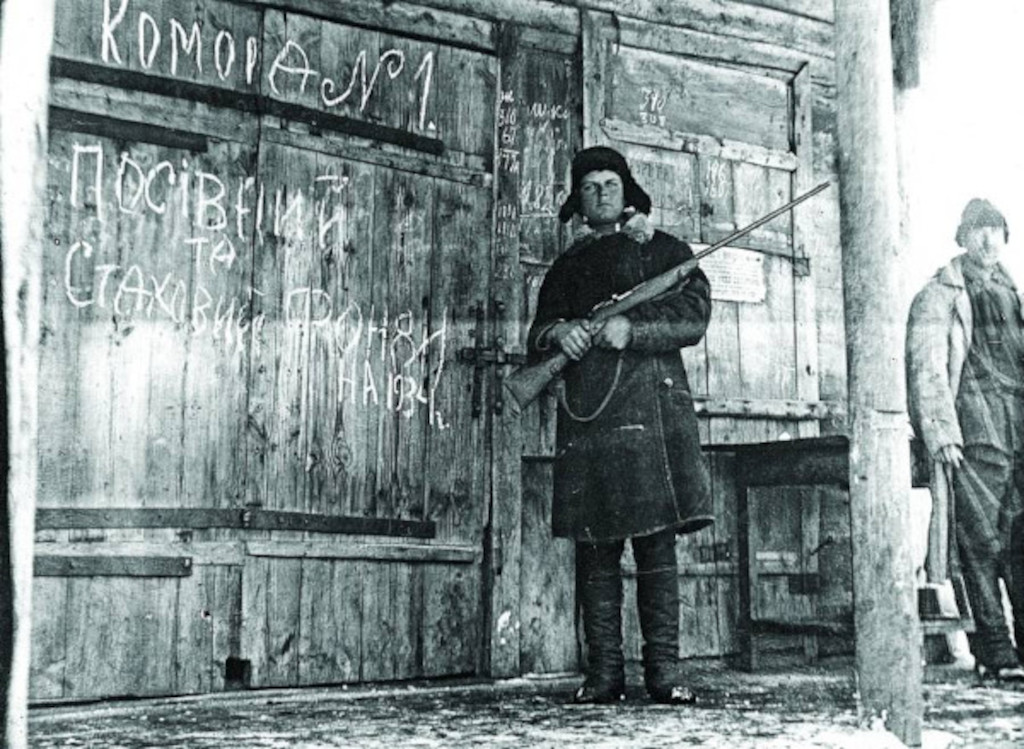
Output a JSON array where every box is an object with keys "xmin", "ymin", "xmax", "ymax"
[
  {"xmin": 1, "ymin": 1, "xmax": 55, "ymax": 746},
  {"xmin": 891, "ymin": 0, "xmax": 922, "ymax": 89},
  {"xmin": 487, "ymin": 22, "xmax": 525, "ymax": 678},
  {"xmin": 834, "ymin": 1, "xmax": 923, "ymax": 745}
]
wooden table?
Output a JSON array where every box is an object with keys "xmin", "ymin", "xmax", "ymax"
[
  {"xmin": 731, "ymin": 435, "xmax": 853, "ymax": 671},
  {"xmin": 727, "ymin": 434, "xmax": 968, "ymax": 670}
]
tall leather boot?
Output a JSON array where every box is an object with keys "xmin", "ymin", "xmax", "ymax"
[
  {"xmin": 634, "ymin": 530, "xmax": 696, "ymax": 704},
  {"xmin": 575, "ymin": 541, "xmax": 626, "ymax": 703}
]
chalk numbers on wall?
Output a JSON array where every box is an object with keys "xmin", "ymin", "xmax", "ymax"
[{"xmin": 640, "ymin": 86, "xmax": 668, "ymax": 128}]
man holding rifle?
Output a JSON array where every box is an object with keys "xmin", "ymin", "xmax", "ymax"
[{"xmin": 527, "ymin": 146, "xmax": 714, "ymax": 704}]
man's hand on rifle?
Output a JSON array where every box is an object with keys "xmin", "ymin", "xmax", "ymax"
[
  {"xmin": 594, "ymin": 315, "xmax": 632, "ymax": 350},
  {"xmin": 548, "ymin": 320, "xmax": 593, "ymax": 361}
]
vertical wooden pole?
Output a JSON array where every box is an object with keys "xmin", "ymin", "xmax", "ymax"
[
  {"xmin": 834, "ymin": 1, "xmax": 923, "ymax": 745},
  {"xmin": 488, "ymin": 22, "xmax": 525, "ymax": 678},
  {"xmin": 1, "ymin": 0, "xmax": 55, "ymax": 746},
  {"xmin": 891, "ymin": 0, "xmax": 922, "ymax": 90}
]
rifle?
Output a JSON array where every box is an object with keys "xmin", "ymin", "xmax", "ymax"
[{"xmin": 505, "ymin": 181, "xmax": 830, "ymax": 410}]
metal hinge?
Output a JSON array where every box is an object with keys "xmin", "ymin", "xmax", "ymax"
[{"xmin": 457, "ymin": 347, "xmax": 527, "ymax": 367}]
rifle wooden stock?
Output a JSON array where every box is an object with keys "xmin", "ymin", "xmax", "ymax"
[
  {"xmin": 505, "ymin": 181, "xmax": 830, "ymax": 411},
  {"xmin": 505, "ymin": 350, "xmax": 573, "ymax": 410},
  {"xmin": 504, "ymin": 258, "xmax": 698, "ymax": 409}
]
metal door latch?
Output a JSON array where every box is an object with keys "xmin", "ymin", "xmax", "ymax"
[{"xmin": 459, "ymin": 300, "xmax": 526, "ymax": 416}]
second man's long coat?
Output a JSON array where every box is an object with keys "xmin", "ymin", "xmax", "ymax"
[{"xmin": 528, "ymin": 226, "xmax": 714, "ymax": 542}]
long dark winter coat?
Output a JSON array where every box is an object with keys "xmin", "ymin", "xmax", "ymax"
[{"xmin": 527, "ymin": 226, "xmax": 714, "ymax": 542}]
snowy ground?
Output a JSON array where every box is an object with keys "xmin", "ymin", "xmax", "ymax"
[{"xmin": 28, "ymin": 659, "xmax": 1024, "ymax": 748}]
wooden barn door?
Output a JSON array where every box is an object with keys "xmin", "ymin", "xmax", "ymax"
[
  {"xmin": 581, "ymin": 11, "xmax": 819, "ymax": 660},
  {"xmin": 238, "ymin": 10, "xmax": 496, "ymax": 690},
  {"xmin": 32, "ymin": 0, "xmax": 496, "ymax": 700},
  {"xmin": 35, "ymin": 98, "xmax": 262, "ymax": 701}
]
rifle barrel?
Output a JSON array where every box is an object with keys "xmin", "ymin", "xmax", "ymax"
[
  {"xmin": 694, "ymin": 181, "xmax": 830, "ymax": 262},
  {"xmin": 504, "ymin": 180, "xmax": 831, "ymax": 411}
]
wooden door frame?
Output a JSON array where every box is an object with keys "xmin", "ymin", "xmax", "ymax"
[
  {"xmin": 582, "ymin": 9, "xmax": 820, "ymax": 435},
  {"xmin": 577, "ymin": 9, "xmax": 825, "ymax": 661},
  {"xmin": 486, "ymin": 21, "xmax": 524, "ymax": 679},
  {"xmin": 486, "ymin": 21, "xmax": 585, "ymax": 680}
]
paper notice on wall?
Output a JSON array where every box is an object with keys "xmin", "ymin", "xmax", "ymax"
[{"xmin": 697, "ymin": 246, "xmax": 766, "ymax": 303}]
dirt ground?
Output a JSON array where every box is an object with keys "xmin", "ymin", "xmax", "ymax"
[{"xmin": 28, "ymin": 658, "xmax": 1024, "ymax": 749}]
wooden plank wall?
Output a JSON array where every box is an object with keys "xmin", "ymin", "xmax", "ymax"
[
  {"xmin": 454, "ymin": 0, "xmax": 842, "ymax": 669},
  {"xmin": 33, "ymin": 0, "xmax": 498, "ymax": 701},
  {"xmin": 29, "ymin": 0, "xmax": 845, "ymax": 701},
  {"xmin": 579, "ymin": 1, "xmax": 841, "ymax": 664},
  {"xmin": 403, "ymin": 0, "xmax": 848, "ymax": 420}
]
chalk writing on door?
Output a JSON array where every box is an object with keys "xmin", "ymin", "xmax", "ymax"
[
  {"xmin": 640, "ymin": 87, "xmax": 668, "ymax": 128},
  {"xmin": 70, "ymin": 142, "xmax": 350, "ymax": 248},
  {"xmin": 98, "ymin": 0, "xmax": 437, "ymax": 132},
  {"xmin": 59, "ymin": 139, "xmax": 450, "ymax": 425}
]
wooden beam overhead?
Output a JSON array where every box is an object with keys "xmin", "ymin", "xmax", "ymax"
[
  {"xmin": 584, "ymin": 0, "xmax": 833, "ymax": 59},
  {"xmin": 735, "ymin": 0, "xmax": 834, "ymax": 24},
  {"xmin": 245, "ymin": 0, "xmax": 496, "ymax": 51},
  {"xmin": 615, "ymin": 14, "xmax": 824, "ymax": 75},
  {"xmin": 397, "ymin": 0, "xmax": 579, "ymax": 35},
  {"xmin": 404, "ymin": 0, "xmax": 835, "ymax": 63}
]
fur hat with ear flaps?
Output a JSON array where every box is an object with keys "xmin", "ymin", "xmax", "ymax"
[
  {"xmin": 558, "ymin": 146, "xmax": 652, "ymax": 223},
  {"xmin": 956, "ymin": 198, "xmax": 1009, "ymax": 246}
]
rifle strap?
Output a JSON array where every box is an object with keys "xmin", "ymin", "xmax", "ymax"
[{"xmin": 555, "ymin": 354, "xmax": 624, "ymax": 423}]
